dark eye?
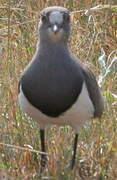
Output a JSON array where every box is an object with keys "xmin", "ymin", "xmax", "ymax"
[
  {"xmin": 64, "ymin": 13, "xmax": 70, "ymax": 22},
  {"xmin": 41, "ymin": 15, "xmax": 47, "ymax": 22}
]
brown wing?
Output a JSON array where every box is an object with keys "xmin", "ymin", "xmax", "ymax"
[
  {"xmin": 18, "ymin": 80, "xmax": 21, "ymax": 94},
  {"xmin": 82, "ymin": 66, "xmax": 104, "ymax": 118}
]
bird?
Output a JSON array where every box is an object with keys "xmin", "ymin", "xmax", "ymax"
[{"xmin": 18, "ymin": 6, "xmax": 104, "ymax": 170}]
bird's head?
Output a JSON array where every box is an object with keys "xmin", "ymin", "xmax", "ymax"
[{"xmin": 39, "ymin": 6, "xmax": 70, "ymax": 43}]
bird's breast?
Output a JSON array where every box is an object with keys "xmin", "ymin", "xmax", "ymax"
[
  {"xmin": 21, "ymin": 61, "xmax": 84, "ymax": 117},
  {"xmin": 18, "ymin": 82, "xmax": 94, "ymax": 130}
]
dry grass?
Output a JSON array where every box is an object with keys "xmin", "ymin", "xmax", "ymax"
[{"xmin": 0, "ymin": 0, "xmax": 117, "ymax": 179}]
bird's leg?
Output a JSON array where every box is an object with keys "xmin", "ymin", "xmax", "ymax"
[
  {"xmin": 70, "ymin": 133, "xmax": 78, "ymax": 169},
  {"xmin": 40, "ymin": 129, "xmax": 47, "ymax": 171}
]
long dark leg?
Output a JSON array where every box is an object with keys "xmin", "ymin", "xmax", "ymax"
[
  {"xmin": 40, "ymin": 129, "xmax": 47, "ymax": 171},
  {"xmin": 70, "ymin": 133, "xmax": 78, "ymax": 169}
]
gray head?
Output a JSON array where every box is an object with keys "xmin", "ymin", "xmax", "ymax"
[{"xmin": 39, "ymin": 6, "xmax": 70, "ymax": 43}]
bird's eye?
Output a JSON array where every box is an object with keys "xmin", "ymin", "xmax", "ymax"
[
  {"xmin": 41, "ymin": 15, "xmax": 47, "ymax": 22},
  {"xmin": 64, "ymin": 13, "xmax": 70, "ymax": 22}
]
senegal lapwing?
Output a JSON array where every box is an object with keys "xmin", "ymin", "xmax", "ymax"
[{"xmin": 18, "ymin": 6, "xmax": 104, "ymax": 170}]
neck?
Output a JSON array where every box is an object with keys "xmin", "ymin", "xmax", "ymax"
[{"xmin": 37, "ymin": 39, "xmax": 69, "ymax": 55}]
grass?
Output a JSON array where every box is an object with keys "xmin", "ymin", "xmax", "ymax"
[{"xmin": 0, "ymin": 0, "xmax": 117, "ymax": 179}]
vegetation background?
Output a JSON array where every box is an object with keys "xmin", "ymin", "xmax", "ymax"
[{"xmin": 0, "ymin": 0, "xmax": 117, "ymax": 179}]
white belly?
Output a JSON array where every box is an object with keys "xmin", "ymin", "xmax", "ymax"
[{"xmin": 18, "ymin": 82, "xmax": 94, "ymax": 132}]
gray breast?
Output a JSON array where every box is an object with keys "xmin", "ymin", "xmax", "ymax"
[{"xmin": 21, "ymin": 53, "xmax": 84, "ymax": 117}]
